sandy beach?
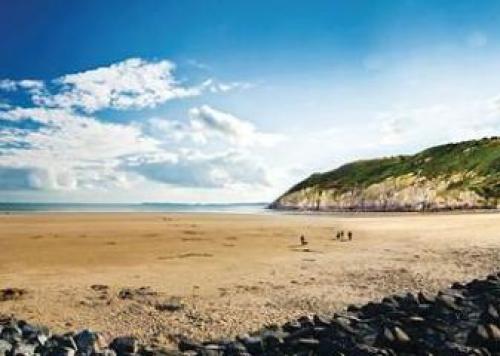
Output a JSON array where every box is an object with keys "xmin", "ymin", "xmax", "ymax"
[{"xmin": 0, "ymin": 212, "xmax": 499, "ymax": 347}]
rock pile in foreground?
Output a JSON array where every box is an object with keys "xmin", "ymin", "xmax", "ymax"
[{"xmin": 3, "ymin": 273, "xmax": 500, "ymax": 355}]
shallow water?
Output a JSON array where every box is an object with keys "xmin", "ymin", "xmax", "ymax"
[{"xmin": 0, "ymin": 202, "xmax": 270, "ymax": 214}]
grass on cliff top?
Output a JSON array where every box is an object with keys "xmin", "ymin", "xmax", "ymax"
[{"xmin": 287, "ymin": 137, "xmax": 500, "ymax": 198}]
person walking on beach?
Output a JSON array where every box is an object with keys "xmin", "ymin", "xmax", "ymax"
[
  {"xmin": 300, "ymin": 234, "xmax": 308, "ymax": 246},
  {"xmin": 348, "ymin": 231, "xmax": 352, "ymax": 241}
]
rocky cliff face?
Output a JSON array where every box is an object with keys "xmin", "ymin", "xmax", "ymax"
[
  {"xmin": 271, "ymin": 173, "xmax": 498, "ymax": 211},
  {"xmin": 271, "ymin": 138, "xmax": 500, "ymax": 212}
]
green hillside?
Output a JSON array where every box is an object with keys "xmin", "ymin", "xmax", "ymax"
[{"xmin": 273, "ymin": 137, "xmax": 500, "ymax": 211}]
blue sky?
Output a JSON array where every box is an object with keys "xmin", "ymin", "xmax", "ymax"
[{"xmin": 1, "ymin": 0, "xmax": 500, "ymax": 202}]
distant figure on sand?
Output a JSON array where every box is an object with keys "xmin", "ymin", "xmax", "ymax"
[
  {"xmin": 300, "ymin": 235, "xmax": 308, "ymax": 246},
  {"xmin": 336, "ymin": 232, "xmax": 341, "ymax": 240},
  {"xmin": 348, "ymin": 231, "xmax": 352, "ymax": 241}
]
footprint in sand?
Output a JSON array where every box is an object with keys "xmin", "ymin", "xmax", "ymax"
[
  {"xmin": 158, "ymin": 253, "xmax": 213, "ymax": 260},
  {"xmin": 181, "ymin": 237, "xmax": 210, "ymax": 242},
  {"xmin": 182, "ymin": 230, "xmax": 200, "ymax": 235}
]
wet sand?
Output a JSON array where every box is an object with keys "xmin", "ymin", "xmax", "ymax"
[{"xmin": 0, "ymin": 212, "xmax": 499, "ymax": 347}]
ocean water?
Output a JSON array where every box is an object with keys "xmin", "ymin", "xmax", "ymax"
[{"xmin": 0, "ymin": 202, "xmax": 270, "ymax": 214}]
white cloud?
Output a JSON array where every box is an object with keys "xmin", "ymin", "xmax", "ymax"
[
  {"xmin": 0, "ymin": 104, "xmax": 278, "ymax": 192},
  {"xmin": 201, "ymin": 79, "xmax": 253, "ymax": 93},
  {"xmin": 0, "ymin": 79, "xmax": 44, "ymax": 93},
  {"xmin": 0, "ymin": 107, "xmax": 159, "ymax": 191},
  {"xmin": 0, "ymin": 58, "xmax": 279, "ymax": 197},
  {"xmin": 123, "ymin": 150, "xmax": 269, "ymax": 188},
  {"xmin": 188, "ymin": 105, "xmax": 282, "ymax": 146},
  {"xmin": 33, "ymin": 58, "xmax": 199, "ymax": 113}
]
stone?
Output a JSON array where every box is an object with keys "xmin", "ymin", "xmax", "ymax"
[
  {"xmin": 74, "ymin": 329, "xmax": 104, "ymax": 354},
  {"xmin": 178, "ymin": 339, "xmax": 202, "ymax": 352},
  {"xmin": 313, "ymin": 314, "xmax": 330, "ymax": 327},
  {"xmin": 282, "ymin": 320, "xmax": 302, "ymax": 333},
  {"xmin": 240, "ymin": 336, "xmax": 263, "ymax": 355},
  {"xmin": 0, "ymin": 325, "xmax": 21, "ymax": 343},
  {"xmin": 467, "ymin": 323, "xmax": 500, "ymax": 352},
  {"xmin": 48, "ymin": 346, "xmax": 76, "ymax": 356},
  {"xmin": 110, "ymin": 336, "xmax": 139, "ymax": 355},
  {"xmin": 12, "ymin": 343, "xmax": 36, "ymax": 356},
  {"xmin": 0, "ymin": 340, "xmax": 12, "ymax": 356},
  {"xmin": 374, "ymin": 326, "xmax": 412, "ymax": 352}
]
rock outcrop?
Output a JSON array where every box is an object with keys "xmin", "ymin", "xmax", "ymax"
[{"xmin": 271, "ymin": 137, "xmax": 500, "ymax": 212}]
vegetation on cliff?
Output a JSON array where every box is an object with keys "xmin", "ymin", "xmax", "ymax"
[{"xmin": 272, "ymin": 137, "xmax": 500, "ymax": 211}]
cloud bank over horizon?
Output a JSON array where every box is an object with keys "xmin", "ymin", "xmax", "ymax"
[{"xmin": 0, "ymin": 58, "xmax": 278, "ymax": 201}]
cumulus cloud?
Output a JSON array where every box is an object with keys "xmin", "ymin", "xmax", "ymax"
[
  {"xmin": 31, "ymin": 58, "xmax": 199, "ymax": 113},
  {"xmin": 188, "ymin": 105, "xmax": 282, "ymax": 146},
  {"xmin": 123, "ymin": 151, "xmax": 269, "ymax": 188},
  {"xmin": 0, "ymin": 58, "xmax": 279, "ymax": 195},
  {"xmin": 0, "ymin": 107, "xmax": 159, "ymax": 191}
]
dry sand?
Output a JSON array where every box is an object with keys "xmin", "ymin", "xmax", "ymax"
[{"xmin": 0, "ymin": 212, "xmax": 499, "ymax": 347}]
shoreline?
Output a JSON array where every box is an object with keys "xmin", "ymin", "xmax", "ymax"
[{"xmin": 1, "ymin": 208, "xmax": 499, "ymax": 216}]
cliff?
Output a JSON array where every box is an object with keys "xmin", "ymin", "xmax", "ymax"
[{"xmin": 270, "ymin": 137, "xmax": 500, "ymax": 212}]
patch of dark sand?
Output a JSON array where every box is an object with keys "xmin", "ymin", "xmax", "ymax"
[{"xmin": 0, "ymin": 288, "xmax": 28, "ymax": 302}]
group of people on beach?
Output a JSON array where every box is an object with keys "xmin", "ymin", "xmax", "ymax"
[{"xmin": 299, "ymin": 229, "xmax": 353, "ymax": 246}]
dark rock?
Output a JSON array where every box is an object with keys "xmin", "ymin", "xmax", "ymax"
[
  {"xmin": 374, "ymin": 326, "xmax": 413, "ymax": 352},
  {"xmin": 240, "ymin": 336, "xmax": 263, "ymax": 355},
  {"xmin": 46, "ymin": 335, "xmax": 77, "ymax": 351},
  {"xmin": 481, "ymin": 304, "xmax": 500, "ymax": 324},
  {"xmin": 297, "ymin": 315, "xmax": 314, "ymax": 329},
  {"xmin": 418, "ymin": 291, "xmax": 436, "ymax": 305},
  {"xmin": 467, "ymin": 323, "xmax": 500, "ymax": 352},
  {"xmin": 330, "ymin": 317, "xmax": 355, "ymax": 335},
  {"xmin": 47, "ymin": 346, "xmax": 76, "ymax": 356},
  {"xmin": 110, "ymin": 336, "xmax": 138, "ymax": 355},
  {"xmin": 178, "ymin": 339, "xmax": 202, "ymax": 352},
  {"xmin": 74, "ymin": 329, "xmax": 104, "ymax": 354},
  {"xmin": 262, "ymin": 330, "xmax": 285, "ymax": 349},
  {"xmin": 0, "ymin": 325, "xmax": 21, "ymax": 343},
  {"xmin": 313, "ymin": 314, "xmax": 330, "ymax": 327},
  {"xmin": 438, "ymin": 342, "xmax": 490, "ymax": 356},
  {"xmin": 282, "ymin": 320, "xmax": 302, "ymax": 333},
  {"xmin": 223, "ymin": 341, "xmax": 247, "ymax": 355}
]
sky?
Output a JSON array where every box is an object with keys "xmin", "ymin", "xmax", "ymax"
[{"xmin": 1, "ymin": 0, "xmax": 500, "ymax": 203}]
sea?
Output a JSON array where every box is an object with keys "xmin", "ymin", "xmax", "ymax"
[{"xmin": 0, "ymin": 202, "xmax": 270, "ymax": 214}]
